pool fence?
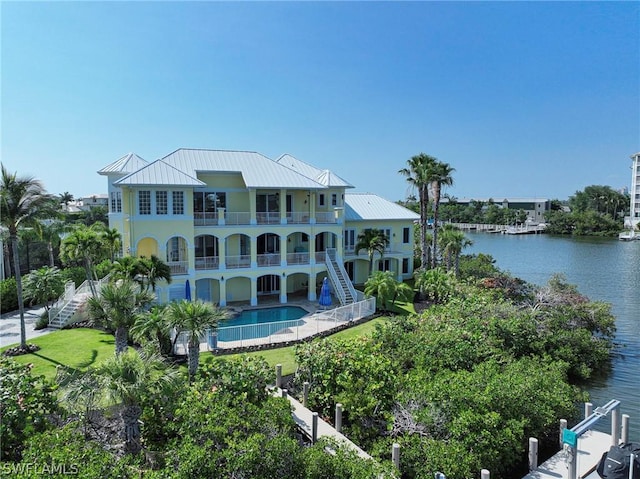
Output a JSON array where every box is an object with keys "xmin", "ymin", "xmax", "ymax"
[{"xmin": 172, "ymin": 296, "xmax": 376, "ymax": 353}]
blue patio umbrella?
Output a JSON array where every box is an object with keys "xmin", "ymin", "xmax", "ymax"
[
  {"xmin": 319, "ymin": 277, "xmax": 332, "ymax": 309},
  {"xmin": 185, "ymin": 279, "xmax": 192, "ymax": 301}
]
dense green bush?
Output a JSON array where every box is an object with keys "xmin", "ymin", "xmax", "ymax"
[
  {"xmin": 0, "ymin": 277, "xmax": 18, "ymax": 313},
  {"xmin": 0, "ymin": 357, "xmax": 57, "ymax": 461},
  {"xmin": 296, "ymin": 275, "xmax": 614, "ymax": 479}
]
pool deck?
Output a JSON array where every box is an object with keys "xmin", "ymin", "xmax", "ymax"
[{"xmin": 173, "ymin": 296, "xmax": 352, "ymax": 353}]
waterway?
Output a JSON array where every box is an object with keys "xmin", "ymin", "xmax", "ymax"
[{"xmin": 466, "ymin": 232, "xmax": 639, "ymax": 442}]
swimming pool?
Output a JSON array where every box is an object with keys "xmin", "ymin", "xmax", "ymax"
[{"xmin": 214, "ymin": 306, "xmax": 308, "ymax": 343}]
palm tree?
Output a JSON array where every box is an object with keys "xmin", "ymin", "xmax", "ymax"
[
  {"xmin": 36, "ymin": 219, "xmax": 68, "ymax": 268},
  {"xmin": 57, "ymin": 349, "xmax": 181, "ymax": 454},
  {"xmin": 0, "ymin": 164, "xmax": 54, "ymax": 350},
  {"xmin": 355, "ymin": 228, "xmax": 390, "ymax": 276},
  {"xmin": 137, "ymin": 255, "xmax": 172, "ymax": 292},
  {"xmin": 165, "ymin": 299, "xmax": 230, "ymax": 382},
  {"xmin": 101, "ymin": 227, "xmax": 122, "ymax": 263},
  {"xmin": 438, "ymin": 224, "xmax": 472, "ymax": 277},
  {"xmin": 399, "ymin": 153, "xmax": 438, "ymax": 269},
  {"xmin": 111, "ymin": 256, "xmax": 140, "ymax": 283},
  {"xmin": 131, "ymin": 304, "xmax": 172, "ymax": 355},
  {"xmin": 430, "ymin": 161, "xmax": 455, "ymax": 268},
  {"xmin": 364, "ymin": 270, "xmax": 414, "ymax": 312},
  {"xmin": 87, "ymin": 279, "xmax": 155, "ymax": 355},
  {"xmin": 59, "ymin": 223, "xmax": 107, "ymax": 296},
  {"xmin": 59, "ymin": 191, "xmax": 74, "ymax": 209}
]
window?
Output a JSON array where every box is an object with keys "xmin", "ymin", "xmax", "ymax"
[
  {"xmin": 319, "ymin": 194, "xmax": 325, "ymax": 207},
  {"xmin": 331, "ymin": 194, "xmax": 337, "ymax": 206},
  {"xmin": 403, "ymin": 227, "xmax": 410, "ymax": 244},
  {"xmin": 377, "ymin": 259, "xmax": 391, "ymax": 272},
  {"xmin": 344, "ymin": 229, "xmax": 356, "ymax": 252},
  {"xmin": 156, "ymin": 191, "xmax": 168, "ymax": 215},
  {"xmin": 172, "ymin": 191, "xmax": 184, "ymax": 215},
  {"xmin": 193, "ymin": 191, "xmax": 225, "ymax": 213},
  {"xmin": 139, "ymin": 191, "xmax": 151, "ymax": 215},
  {"xmin": 110, "ymin": 191, "xmax": 122, "ymax": 213},
  {"xmin": 402, "ymin": 258, "xmax": 409, "ymax": 274}
]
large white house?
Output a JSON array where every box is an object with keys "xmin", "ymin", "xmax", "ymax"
[{"xmin": 98, "ymin": 149, "xmax": 418, "ymax": 307}]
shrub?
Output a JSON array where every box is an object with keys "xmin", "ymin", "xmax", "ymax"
[
  {"xmin": 0, "ymin": 357, "xmax": 57, "ymax": 461},
  {"xmin": 0, "ymin": 277, "xmax": 18, "ymax": 313}
]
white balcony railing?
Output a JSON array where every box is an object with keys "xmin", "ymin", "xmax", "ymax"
[
  {"xmin": 286, "ymin": 252, "xmax": 310, "ymax": 265},
  {"xmin": 195, "ymin": 256, "xmax": 220, "ymax": 270},
  {"xmin": 226, "ymin": 254, "xmax": 251, "ymax": 269},
  {"xmin": 257, "ymin": 253, "xmax": 280, "ymax": 267},
  {"xmin": 194, "ymin": 212, "xmax": 219, "ymax": 226},
  {"xmin": 167, "ymin": 261, "xmax": 189, "ymax": 275}
]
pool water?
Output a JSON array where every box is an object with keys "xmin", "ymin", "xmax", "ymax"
[
  {"xmin": 214, "ymin": 306, "xmax": 308, "ymax": 343},
  {"xmin": 224, "ymin": 306, "xmax": 307, "ymax": 327}
]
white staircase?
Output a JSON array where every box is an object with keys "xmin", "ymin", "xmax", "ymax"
[
  {"xmin": 48, "ymin": 275, "xmax": 110, "ymax": 329},
  {"xmin": 325, "ymin": 249, "xmax": 360, "ymax": 306}
]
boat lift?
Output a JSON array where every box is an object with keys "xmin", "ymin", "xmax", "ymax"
[{"xmin": 562, "ymin": 399, "xmax": 621, "ymax": 479}]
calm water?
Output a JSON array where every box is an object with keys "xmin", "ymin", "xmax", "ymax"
[{"xmin": 466, "ymin": 232, "xmax": 640, "ymax": 442}]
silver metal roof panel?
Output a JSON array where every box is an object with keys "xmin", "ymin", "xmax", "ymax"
[
  {"xmin": 98, "ymin": 152, "xmax": 148, "ymax": 175},
  {"xmin": 345, "ymin": 193, "xmax": 419, "ymax": 221},
  {"xmin": 161, "ymin": 149, "xmax": 326, "ymax": 190},
  {"xmin": 114, "ymin": 160, "xmax": 205, "ymax": 187},
  {"xmin": 276, "ymin": 154, "xmax": 353, "ymax": 188}
]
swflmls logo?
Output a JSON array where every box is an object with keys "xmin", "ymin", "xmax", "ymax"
[{"xmin": 0, "ymin": 463, "xmax": 79, "ymax": 475}]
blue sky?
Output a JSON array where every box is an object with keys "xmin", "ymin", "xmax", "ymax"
[{"xmin": 2, "ymin": 1, "xmax": 638, "ymax": 202}]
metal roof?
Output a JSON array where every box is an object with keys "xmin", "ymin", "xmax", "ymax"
[
  {"xmin": 114, "ymin": 160, "xmax": 205, "ymax": 187},
  {"xmin": 276, "ymin": 154, "xmax": 353, "ymax": 188},
  {"xmin": 157, "ymin": 149, "xmax": 327, "ymax": 190},
  {"xmin": 97, "ymin": 152, "xmax": 148, "ymax": 175},
  {"xmin": 345, "ymin": 193, "xmax": 419, "ymax": 221}
]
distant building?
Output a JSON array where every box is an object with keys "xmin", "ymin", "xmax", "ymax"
[
  {"xmin": 624, "ymin": 152, "xmax": 640, "ymax": 230},
  {"xmin": 441, "ymin": 197, "xmax": 551, "ymax": 223}
]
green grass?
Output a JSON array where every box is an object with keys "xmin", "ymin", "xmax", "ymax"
[
  {"xmin": 2, "ymin": 316, "xmax": 393, "ymax": 381},
  {"xmin": 203, "ymin": 316, "xmax": 388, "ymax": 376},
  {"xmin": 1, "ymin": 329, "xmax": 116, "ymax": 381}
]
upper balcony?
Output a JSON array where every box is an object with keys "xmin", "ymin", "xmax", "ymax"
[{"xmin": 194, "ymin": 210, "xmax": 338, "ymax": 227}]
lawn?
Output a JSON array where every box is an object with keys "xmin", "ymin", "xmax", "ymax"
[
  {"xmin": 1, "ymin": 315, "xmax": 397, "ymax": 381},
  {"xmin": 0, "ymin": 328, "xmax": 116, "ymax": 380}
]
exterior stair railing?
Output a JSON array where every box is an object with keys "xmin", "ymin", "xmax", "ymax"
[
  {"xmin": 325, "ymin": 249, "xmax": 359, "ymax": 305},
  {"xmin": 48, "ymin": 274, "xmax": 111, "ymax": 328}
]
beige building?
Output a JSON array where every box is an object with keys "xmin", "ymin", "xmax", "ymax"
[{"xmin": 98, "ymin": 149, "xmax": 418, "ymax": 307}]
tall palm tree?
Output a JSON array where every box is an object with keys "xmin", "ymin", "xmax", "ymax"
[
  {"xmin": 399, "ymin": 153, "xmax": 438, "ymax": 269},
  {"xmin": 59, "ymin": 223, "xmax": 106, "ymax": 296},
  {"xmin": 355, "ymin": 228, "xmax": 389, "ymax": 276},
  {"xmin": 36, "ymin": 217, "xmax": 68, "ymax": 267},
  {"xmin": 87, "ymin": 279, "xmax": 155, "ymax": 355},
  {"xmin": 101, "ymin": 227, "xmax": 122, "ymax": 263},
  {"xmin": 438, "ymin": 224, "xmax": 472, "ymax": 277},
  {"xmin": 165, "ymin": 299, "xmax": 230, "ymax": 382},
  {"xmin": 57, "ymin": 349, "xmax": 181, "ymax": 454},
  {"xmin": 0, "ymin": 164, "xmax": 54, "ymax": 349},
  {"xmin": 430, "ymin": 161, "xmax": 455, "ymax": 268}
]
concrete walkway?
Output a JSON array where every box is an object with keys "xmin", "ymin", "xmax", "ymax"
[{"xmin": 0, "ymin": 305, "xmax": 56, "ymax": 348}]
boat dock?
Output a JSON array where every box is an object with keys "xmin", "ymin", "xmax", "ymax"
[
  {"xmin": 273, "ymin": 386, "xmax": 372, "ymax": 460},
  {"xmin": 521, "ymin": 400, "xmax": 633, "ymax": 479},
  {"xmin": 522, "ymin": 430, "xmax": 610, "ymax": 479}
]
